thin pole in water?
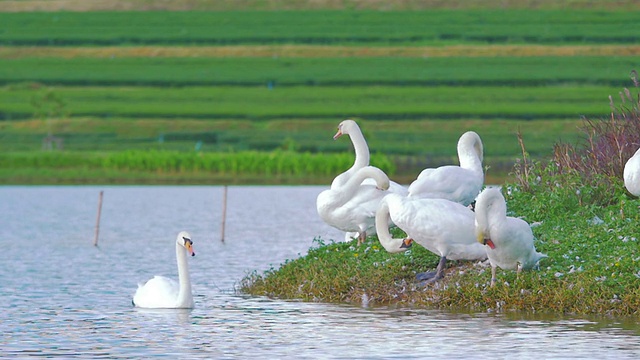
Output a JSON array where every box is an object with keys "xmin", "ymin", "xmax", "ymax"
[
  {"xmin": 221, "ymin": 185, "xmax": 228, "ymax": 243},
  {"xmin": 94, "ymin": 190, "xmax": 104, "ymax": 247}
]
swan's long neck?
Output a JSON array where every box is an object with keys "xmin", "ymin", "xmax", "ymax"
[
  {"xmin": 329, "ymin": 166, "xmax": 390, "ymax": 207},
  {"xmin": 476, "ymin": 190, "xmax": 507, "ymax": 237},
  {"xmin": 349, "ymin": 127, "xmax": 370, "ymax": 171},
  {"xmin": 175, "ymin": 242, "xmax": 192, "ymax": 307},
  {"xmin": 458, "ymin": 134, "xmax": 483, "ymax": 172},
  {"xmin": 375, "ymin": 196, "xmax": 406, "ymax": 254},
  {"xmin": 349, "ymin": 166, "xmax": 389, "ymax": 190}
]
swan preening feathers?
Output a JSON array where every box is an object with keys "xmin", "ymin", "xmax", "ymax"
[
  {"xmin": 474, "ymin": 188, "xmax": 546, "ymax": 287},
  {"xmin": 375, "ymin": 193, "xmax": 487, "ymax": 283},
  {"xmin": 132, "ymin": 231, "xmax": 195, "ymax": 309},
  {"xmin": 408, "ymin": 131, "xmax": 484, "ymax": 207},
  {"xmin": 317, "ymin": 166, "xmax": 391, "ymax": 245}
]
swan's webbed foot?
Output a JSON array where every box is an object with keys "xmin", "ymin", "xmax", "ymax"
[
  {"xmin": 416, "ymin": 256, "xmax": 447, "ymax": 286},
  {"xmin": 416, "ymin": 271, "xmax": 445, "ymax": 286},
  {"xmin": 416, "ymin": 271, "xmax": 437, "ymax": 281}
]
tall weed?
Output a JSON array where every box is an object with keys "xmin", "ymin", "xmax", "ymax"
[{"xmin": 513, "ymin": 70, "xmax": 640, "ymax": 205}]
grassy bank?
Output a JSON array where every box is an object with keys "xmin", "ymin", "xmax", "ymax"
[{"xmin": 240, "ymin": 166, "xmax": 640, "ymax": 315}]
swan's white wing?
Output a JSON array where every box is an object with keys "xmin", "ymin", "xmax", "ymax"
[
  {"xmin": 487, "ymin": 216, "xmax": 544, "ymax": 270},
  {"xmin": 133, "ymin": 275, "xmax": 179, "ymax": 308},
  {"xmin": 389, "ymin": 197, "xmax": 484, "ymax": 260},
  {"xmin": 408, "ymin": 166, "xmax": 482, "ymax": 206},
  {"xmin": 318, "ymin": 184, "xmax": 386, "ymax": 235},
  {"xmin": 624, "ymin": 149, "xmax": 640, "ymax": 196},
  {"xmin": 342, "ymin": 185, "xmax": 388, "ymax": 231}
]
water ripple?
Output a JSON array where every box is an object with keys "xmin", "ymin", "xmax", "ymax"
[{"xmin": 1, "ymin": 186, "xmax": 639, "ymax": 358}]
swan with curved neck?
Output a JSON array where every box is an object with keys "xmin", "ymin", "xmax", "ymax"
[
  {"xmin": 624, "ymin": 147, "xmax": 640, "ymax": 196},
  {"xmin": 317, "ymin": 166, "xmax": 390, "ymax": 245},
  {"xmin": 133, "ymin": 231, "xmax": 195, "ymax": 308},
  {"xmin": 331, "ymin": 119, "xmax": 370, "ymax": 190},
  {"xmin": 331, "ymin": 119, "xmax": 408, "ymax": 195},
  {"xmin": 474, "ymin": 187, "xmax": 546, "ymax": 287},
  {"xmin": 408, "ymin": 131, "xmax": 484, "ymax": 206},
  {"xmin": 375, "ymin": 193, "xmax": 487, "ymax": 283}
]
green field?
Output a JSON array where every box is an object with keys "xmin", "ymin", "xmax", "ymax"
[
  {"xmin": 0, "ymin": 84, "xmax": 620, "ymax": 120},
  {"xmin": 1, "ymin": 10, "xmax": 638, "ymax": 46},
  {"xmin": 0, "ymin": 7, "xmax": 637, "ymax": 184},
  {"xmin": 0, "ymin": 56, "xmax": 635, "ymax": 87}
]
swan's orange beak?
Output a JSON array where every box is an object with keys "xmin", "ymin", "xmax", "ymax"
[
  {"xmin": 333, "ymin": 128, "xmax": 343, "ymax": 140},
  {"xmin": 400, "ymin": 238, "xmax": 413, "ymax": 249},
  {"xmin": 185, "ymin": 241, "xmax": 196, "ymax": 256},
  {"xmin": 483, "ymin": 238, "xmax": 495, "ymax": 250}
]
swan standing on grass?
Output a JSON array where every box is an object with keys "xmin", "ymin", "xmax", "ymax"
[
  {"xmin": 133, "ymin": 231, "xmax": 196, "ymax": 308},
  {"xmin": 375, "ymin": 193, "xmax": 487, "ymax": 284},
  {"xmin": 474, "ymin": 187, "xmax": 546, "ymax": 287},
  {"xmin": 408, "ymin": 131, "xmax": 484, "ymax": 206},
  {"xmin": 332, "ymin": 119, "xmax": 408, "ymax": 195},
  {"xmin": 624, "ymin": 147, "xmax": 640, "ymax": 196},
  {"xmin": 317, "ymin": 166, "xmax": 390, "ymax": 245}
]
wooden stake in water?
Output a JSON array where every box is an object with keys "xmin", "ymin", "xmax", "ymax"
[
  {"xmin": 220, "ymin": 186, "xmax": 228, "ymax": 243},
  {"xmin": 93, "ymin": 190, "xmax": 103, "ymax": 247}
]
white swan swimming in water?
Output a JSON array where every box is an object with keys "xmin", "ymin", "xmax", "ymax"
[
  {"xmin": 375, "ymin": 193, "xmax": 487, "ymax": 284},
  {"xmin": 474, "ymin": 187, "xmax": 546, "ymax": 287},
  {"xmin": 133, "ymin": 231, "xmax": 195, "ymax": 308},
  {"xmin": 624, "ymin": 147, "xmax": 640, "ymax": 196},
  {"xmin": 317, "ymin": 166, "xmax": 390, "ymax": 245},
  {"xmin": 408, "ymin": 131, "xmax": 484, "ymax": 206},
  {"xmin": 331, "ymin": 119, "xmax": 407, "ymax": 195}
]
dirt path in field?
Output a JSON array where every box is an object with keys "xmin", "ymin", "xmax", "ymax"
[
  {"xmin": 1, "ymin": 0, "xmax": 638, "ymax": 12},
  {"xmin": 2, "ymin": 45, "xmax": 639, "ymax": 59}
]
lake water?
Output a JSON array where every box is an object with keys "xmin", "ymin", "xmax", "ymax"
[{"xmin": 1, "ymin": 185, "xmax": 639, "ymax": 358}]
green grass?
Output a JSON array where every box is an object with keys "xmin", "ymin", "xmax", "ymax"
[
  {"xmin": 0, "ymin": 57, "xmax": 634, "ymax": 87},
  {"xmin": 1, "ymin": 10, "xmax": 638, "ymax": 46},
  {"xmin": 0, "ymin": 149, "xmax": 396, "ymax": 184}
]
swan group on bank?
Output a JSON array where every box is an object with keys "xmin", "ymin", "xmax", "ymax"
[{"xmin": 317, "ymin": 119, "xmax": 546, "ymax": 287}]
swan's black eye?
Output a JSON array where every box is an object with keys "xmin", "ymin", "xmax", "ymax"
[{"xmin": 183, "ymin": 236, "xmax": 192, "ymax": 244}]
